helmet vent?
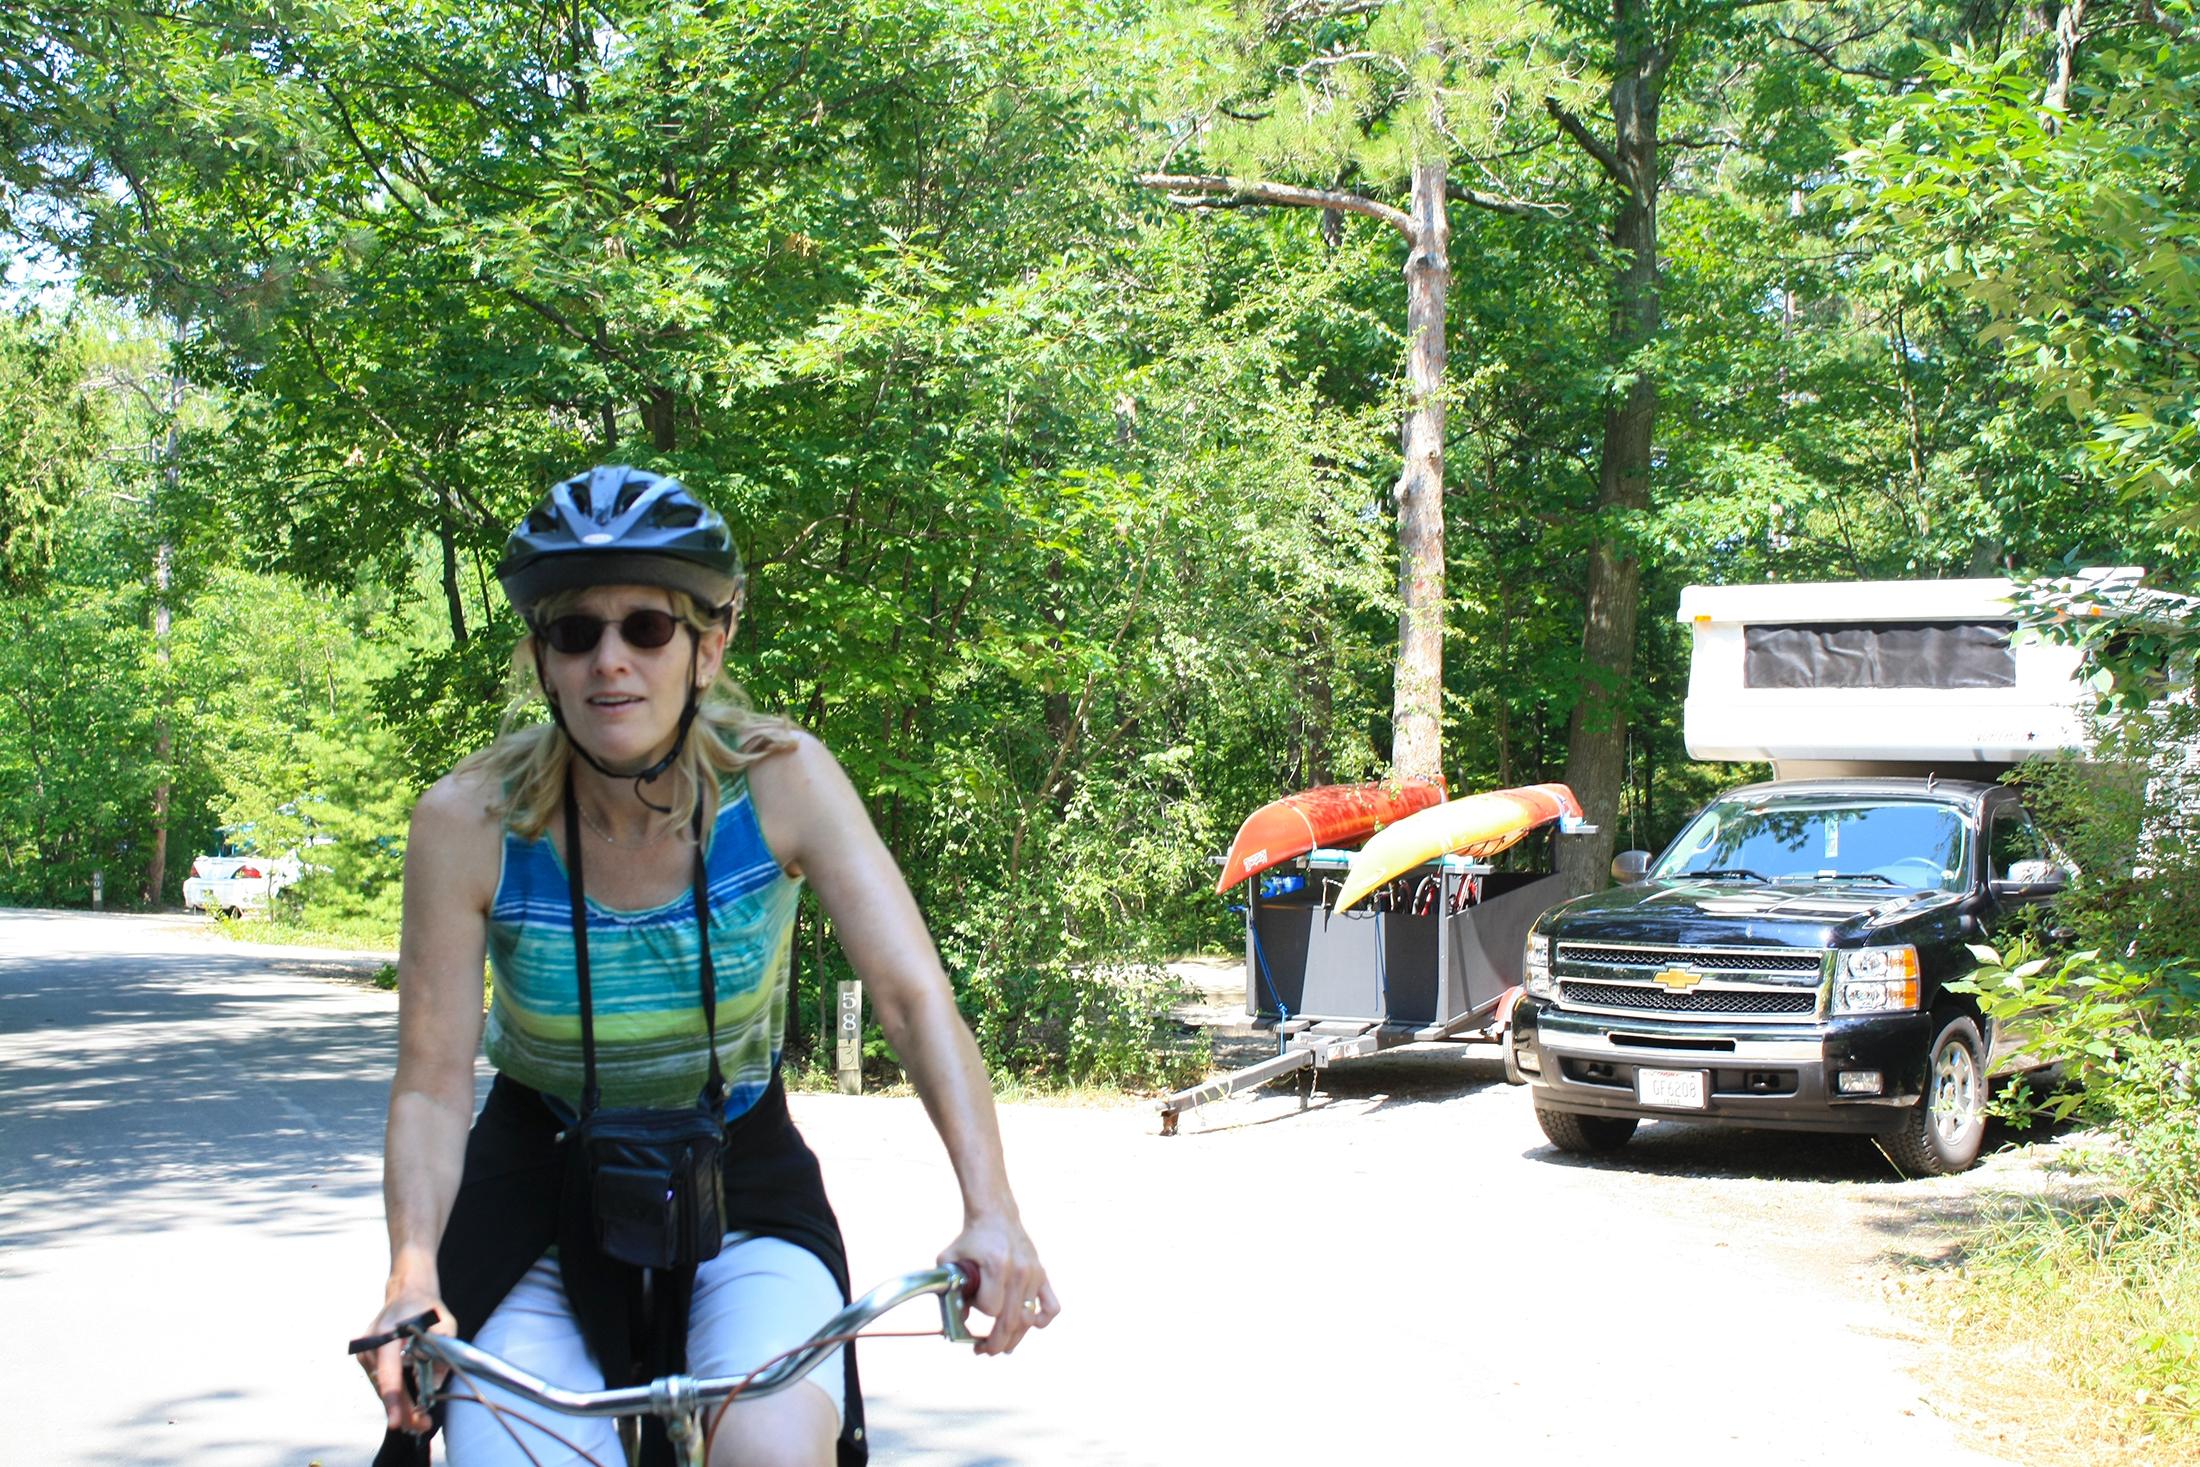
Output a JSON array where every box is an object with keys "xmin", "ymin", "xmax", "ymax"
[
  {"xmin": 655, "ymin": 503, "xmax": 701, "ymax": 529},
  {"xmin": 613, "ymin": 482, "xmax": 646, "ymax": 516}
]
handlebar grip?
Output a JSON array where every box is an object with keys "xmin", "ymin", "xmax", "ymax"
[{"xmin": 346, "ymin": 1310, "xmax": 443, "ymax": 1356}]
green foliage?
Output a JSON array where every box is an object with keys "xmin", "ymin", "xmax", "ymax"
[
  {"xmin": 0, "ymin": 309, "xmax": 108, "ymax": 589},
  {"xmin": 8, "ymin": 0, "xmax": 2197, "ymax": 1119},
  {"xmin": 1945, "ymin": 708, "xmax": 2200, "ymax": 1438},
  {"xmin": 1841, "ymin": 24, "xmax": 2200, "ymax": 563},
  {"xmin": 1955, "ymin": 694, "xmax": 2200, "ymax": 1210},
  {"xmin": 1144, "ymin": 0, "xmax": 1555, "ymax": 185}
]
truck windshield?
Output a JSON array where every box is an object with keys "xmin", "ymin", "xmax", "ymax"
[{"xmin": 1652, "ymin": 798, "xmax": 1969, "ymax": 891}]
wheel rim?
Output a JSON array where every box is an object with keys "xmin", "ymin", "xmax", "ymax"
[{"xmin": 1930, "ymin": 1038, "xmax": 1982, "ymax": 1145}]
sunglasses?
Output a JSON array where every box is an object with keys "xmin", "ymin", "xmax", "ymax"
[{"xmin": 536, "ymin": 609, "xmax": 685, "ymax": 656}]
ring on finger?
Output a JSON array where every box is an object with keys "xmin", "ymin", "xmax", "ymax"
[{"xmin": 1022, "ymin": 1297, "xmax": 1042, "ymax": 1315}]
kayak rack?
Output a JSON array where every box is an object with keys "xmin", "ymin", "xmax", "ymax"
[{"xmin": 1159, "ymin": 848, "xmax": 1569, "ymax": 1135}]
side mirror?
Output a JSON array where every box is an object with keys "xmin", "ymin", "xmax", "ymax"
[
  {"xmin": 1611, "ymin": 850, "xmax": 1652, "ymax": 885},
  {"xmin": 1991, "ymin": 861, "xmax": 2068, "ymax": 900}
]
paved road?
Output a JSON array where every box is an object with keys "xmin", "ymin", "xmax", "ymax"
[{"xmin": 2, "ymin": 911, "xmax": 2028, "ymax": 1465}]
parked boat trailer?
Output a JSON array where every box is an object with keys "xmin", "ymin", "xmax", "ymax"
[{"xmin": 1158, "ymin": 847, "xmax": 1564, "ymax": 1134}]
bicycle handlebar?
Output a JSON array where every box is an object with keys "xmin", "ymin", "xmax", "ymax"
[{"xmin": 349, "ymin": 1264, "xmax": 975, "ymax": 1421}]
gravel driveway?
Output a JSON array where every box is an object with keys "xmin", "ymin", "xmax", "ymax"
[{"xmin": 2, "ymin": 913, "xmax": 2052, "ymax": 1465}]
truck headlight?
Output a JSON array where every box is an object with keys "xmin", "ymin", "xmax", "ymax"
[
  {"xmin": 1834, "ymin": 946, "xmax": 1920, "ymax": 1014},
  {"xmin": 1523, "ymin": 931, "xmax": 1555, "ymax": 997}
]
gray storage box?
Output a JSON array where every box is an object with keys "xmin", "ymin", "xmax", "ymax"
[{"xmin": 1245, "ymin": 865, "xmax": 1561, "ymax": 1028}]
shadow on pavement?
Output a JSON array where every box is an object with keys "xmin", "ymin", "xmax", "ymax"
[
  {"xmin": 0, "ymin": 945, "xmax": 398, "ymax": 1264},
  {"xmin": 860, "ymin": 1395, "xmax": 1020, "ymax": 1467},
  {"xmin": 1517, "ymin": 1111, "xmax": 2083, "ymax": 1188},
  {"xmin": 1519, "ymin": 1123, "xmax": 1894, "ymax": 1182},
  {"xmin": 1167, "ymin": 1043, "xmax": 1513, "ymax": 1134}
]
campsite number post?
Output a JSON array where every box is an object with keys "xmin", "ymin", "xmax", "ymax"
[{"xmin": 836, "ymin": 981, "xmax": 863, "ymax": 1095}]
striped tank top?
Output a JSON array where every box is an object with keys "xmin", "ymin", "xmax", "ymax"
[{"xmin": 481, "ymin": 776, "xmax": 801, "ymax": 1117}]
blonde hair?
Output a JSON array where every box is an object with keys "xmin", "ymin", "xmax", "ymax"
[{"xmin": 456, "ymin": 587, "xmax": 799, "ymax": 840}]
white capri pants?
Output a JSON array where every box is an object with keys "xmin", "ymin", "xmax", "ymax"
[{"xmin": 443, "ymin": 1233, "xmax": 845, "ymax": 1467}]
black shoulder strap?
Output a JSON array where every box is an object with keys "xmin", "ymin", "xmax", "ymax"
[
  {"xmin": 563, "ymin": 768, "xmax": 602, "ymax": 1117},
  {"xmin": 692, "ymin": 793, "xmax": 727, "ymax": 1109},
  {"xmin": 564, "ymin": 765, "xmax": 723, "ymax": 1116}
]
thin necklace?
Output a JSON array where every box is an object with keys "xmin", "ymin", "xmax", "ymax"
[{"xmin": 576, "ymin": 798, "xmax": 679, "ymax": 850}]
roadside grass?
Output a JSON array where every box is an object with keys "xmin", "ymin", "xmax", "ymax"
[
  {"xmin": 207, "ymin": 907, "xmax": 400, "ymax": 954},
  {"xmin": 1912, "ymin": 1192, "xmax": 2200, "ymax": 1465},
  {"xmin": 780, "ymin": 1064, "xmax": 1162, "ymax": 1107},
  {"xmin": 781, "ymin": 1025, "xmax": 1213, "ymax": 1103}
]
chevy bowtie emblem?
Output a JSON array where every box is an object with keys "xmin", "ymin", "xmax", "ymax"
[{"xmin": 1653, "ymin": 967, "xmax": 1701, "ymax": 992}]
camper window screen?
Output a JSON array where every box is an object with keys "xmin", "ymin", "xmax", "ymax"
[{"xmin": 1742, "ymin": 621, "xmax": 2016, "ymax": 690}]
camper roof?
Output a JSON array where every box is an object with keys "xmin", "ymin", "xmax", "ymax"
[
  {"xmin": 1674, "ymin": 574, "xmax": 2111, "ymax": 774},
  {"xmin": 1679, "ymin": 576, "xmax": 2023, "ymax": 625}
]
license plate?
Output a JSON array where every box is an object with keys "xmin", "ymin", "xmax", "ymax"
[{"xmin": 1637, "ymin": 1067, "xmax": 1708, "ymax": 1109}]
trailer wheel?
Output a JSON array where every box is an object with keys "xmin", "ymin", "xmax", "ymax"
[
  {"xmin": 1535, "ymin": 1106, "xmax": 1637, "ymax": 1155},
  {"xmin": 1878, "ymin": 1014, "xmax": 1987, "ymax": 1177}
]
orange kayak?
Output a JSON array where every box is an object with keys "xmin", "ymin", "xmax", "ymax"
[
  {"xmin": 1215, "ymin": 780, "xmax": 1446, "ymax": 894},
  {"xmin": 1333, "ymin": 783, "xmax": 1584, "ymax": 912}
]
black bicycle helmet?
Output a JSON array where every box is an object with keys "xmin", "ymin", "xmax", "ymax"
[{"xmin": 496, "ymin": 465, "xmax": 742, "ymax": 616}]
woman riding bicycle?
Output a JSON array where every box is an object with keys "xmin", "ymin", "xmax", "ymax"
[{"xmin": 357, "ymin": 466, "xmax": 1057, "ymax": 1467}]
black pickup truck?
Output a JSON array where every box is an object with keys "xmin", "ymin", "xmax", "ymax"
[{"xmin": 1508, "ymin": 777, "xmax": 2067, "ymax": 1174}]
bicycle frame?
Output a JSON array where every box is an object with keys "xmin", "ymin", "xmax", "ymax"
[{"xmin": 353, "ymin": 1264, "xmax": 973, "ymax": 1467}]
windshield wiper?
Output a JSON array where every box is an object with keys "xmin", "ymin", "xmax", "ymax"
[
  {"xmin": 1682, "ymin": 868, "xmax": 1768, "ymax": 883},
  {"xmin": 1826, "ymin": 872, "xmax": 1898, "ymax": 886}
]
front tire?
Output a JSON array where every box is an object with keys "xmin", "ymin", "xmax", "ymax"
[
  {"xmin": 1878, "ymin": 1014, "xmax": 1988, "ymax": 1176},
  {"xmin": 1536, "ymin": 1105, "xmax": 1638, "ymax": 1155}
]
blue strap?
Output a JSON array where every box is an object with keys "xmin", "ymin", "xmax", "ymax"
[
  {"xmin": 1373, "ymin": 908, "xmax": 1389, "ymax": 1016},
  {"xmin": 1231, "ymin": 904, "xmax": 1292, "ymax": 1055}
]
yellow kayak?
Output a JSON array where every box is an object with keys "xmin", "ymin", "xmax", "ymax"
[{"xmin": 1333, "ymin": 783, "xmax": 1584, "ymax": 912}]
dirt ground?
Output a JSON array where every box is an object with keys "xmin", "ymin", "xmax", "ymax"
[{"xmin": 1108, "ymin": 954, "xmax": 2124, "ymax": 1465}]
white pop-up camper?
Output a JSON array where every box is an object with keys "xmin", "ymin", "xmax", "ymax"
[{"xmin": 1677, "ymin": 576, "xmax": 2098, "ymax": 779}]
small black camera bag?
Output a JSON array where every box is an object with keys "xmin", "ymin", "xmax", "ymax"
[{"xmin": 563, "ymin": 774, "xmax": 727, "ymax": 1271}]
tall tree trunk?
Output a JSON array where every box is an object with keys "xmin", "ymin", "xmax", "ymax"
[
  {"xmin": 2045, "ymin": 0, "xmax": 2089, "ymax": 120},
  {"xmin": 1043, "ymin": 557, "xmax": 1075, "ymax": 814},
  {"xmin": 146, "ymin": 541, "xmax": 172, "ymax": 907},
  {"xmin": 143, "ymin": 333, "xmax": 184, "ymax": 907},
  {"xmin": 642, "ymin": 386, "xmax": 676, "ymax": 452},
  {"xmin": 1391, "ymin": 156, "xmax": 1449, "ymax": 783},
  {"xmin": 1133, "ymin": 165, "xmax": 1458, "ymax": 784},
  {"xmin": 1557, "ymin": 17, "xmax": 1665, "ymax": 896},
  {"xmin": 1304, "ymin": 627, "xmax": 1333, "ymax": 787},
  {"xmin": 437, "ymin": 494, "xmax": 469, "ymax": 646}
]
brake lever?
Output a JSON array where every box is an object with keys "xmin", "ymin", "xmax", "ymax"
[
  {"xmin": 345, "ymin": 1310, "xmax": 444, "ymax": 1356},
  {"xmin": 940, "ymin": 1262, "xmax": 977, "ymax": 1345}
]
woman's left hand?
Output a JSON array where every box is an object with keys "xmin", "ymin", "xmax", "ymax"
[{"xmin": 941, "ymin": 1211, "xmax": 1058, "ymax": 1356}]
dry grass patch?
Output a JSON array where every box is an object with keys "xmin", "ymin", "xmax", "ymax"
[{"xmin": 1898, "ymin": 1190, "xmax": 2200, "ymax": 1466}]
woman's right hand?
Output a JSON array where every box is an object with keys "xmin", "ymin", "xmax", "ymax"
[{"xmin": 356, "ymin": 1287, "xmax": 454, "ymax": 1434}]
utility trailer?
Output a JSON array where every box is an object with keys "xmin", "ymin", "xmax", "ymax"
[{"xmin": 1157, "ymin": 848, "xmax": 1568, "ymax": 1134}]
